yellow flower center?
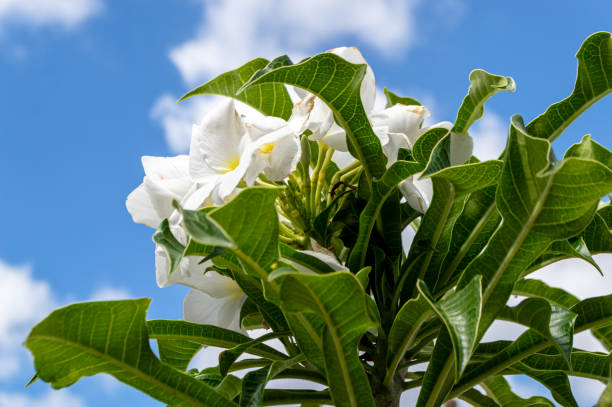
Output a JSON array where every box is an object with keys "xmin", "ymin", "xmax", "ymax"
[
  {"xmin": 223, "ymin": 156, "xmax": 240, "ymax": 173},
  {"xmin": 259, "ymin": 142, "xmax": 275, "ymax": 154}
]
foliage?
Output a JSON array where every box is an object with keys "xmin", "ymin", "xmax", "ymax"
[{"xmin": 26, "ymin": 33, "xmax": 612, "ymax": 406}]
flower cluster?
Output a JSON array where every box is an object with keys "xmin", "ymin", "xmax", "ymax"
[{"xmin": 126, "ymin": 46, "xmax": 455, "ymax": 332}]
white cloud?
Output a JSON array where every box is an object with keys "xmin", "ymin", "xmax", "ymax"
[
  {"xmin": 0, "ymin": 258, "xmax": 130, "ymax": 386},
  {"xmin": 0, "ymin": 0, "xmax": 102, "ymax": 28},
  {"xmin": 0, "ymin": 261, "xmax": 56, "ymax": 380},
  {"xmin": 470, "ymin": 111, "xmax": 507, "ymax": 161},
  {"xmin": 0, "ymin": 389, "xmax": 85, "ymax": 407},
  {"xmin": 152, "ymin": 0, "xmax": 464, "ymax": 152},
  {"xmin": 88, "ymin": 286, "xmax": 131, "ymax": 301},
  {"xmin": 170, "ymin": 0, "xmax": 420, "ymax": 86}
]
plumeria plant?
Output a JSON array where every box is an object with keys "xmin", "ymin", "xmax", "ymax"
[{"xmin": 25, "ymin": 32, "xmax": 612, "ymax": 407}]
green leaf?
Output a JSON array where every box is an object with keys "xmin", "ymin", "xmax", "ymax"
[
  {"xmin": 216, "ymin": 375, "xmax": 242, "ymax": 400},
  {"xmin": 481, "ymin": 376, "xmax": 554, "ymax": 407},
  {"xmin": 526, "ymin": 237, "xmax": 601, "ymax": 276},
  {"xmin": 421, "ymin": 115, "xmax": 612, "ymax": 406},
  {"xmin": 513, "ymin": 279, "xmax": 579, "ymax": 309},
  {"xmin": 519, "ymin": 351, "xmax": 612, "ymax": 383},
  {"xmin": 438, "ymin": 186, "xmax": 499, "ymax": 291},
  {"xmin": 459, "ymin": 114, "xmax": 612, "ymax": 337},
  {"xmin": 386, "ymin": 295, "xmax": 432, "ymax": 385},
  {"xmin": 459, "ymin": 388, "xmax": 500, "ymax": 406},
  {"xmin": 412, "ymin": 127, "xmax": 450, "ymax": 167},
  {"xmin": 526, "ymin": 32, "xmax": 612, "ymax": 141},
  {"xmin": 152, "ymin": 219, "xmax": 185, "ymax": 275},
  {"xmin": 498, "ymin": 298, "xmax": 576, "ymax": 366},
  {"xmin": 147, "ymin": 320, "xmax": 286, "ymax": 361},
  {"xmin": 451, "ymin": 293, "xmax": 612, "ymax": 399},
  {"xmin": 219, "ymin": 331, "xmax": 290, "ymax": 376},
  {"xmin": 510, "ymin": 363, "xmax": 578, "ymax": 407},
  {"xmin": 157, "ymin": 338, "xmax": 203, "ymax": 371},
  {"xmin": 383, "ymin": 87, "xmax": 421, "ymax": 107},
  {"xmin": 26, "ymin": 300, "xmax": 237, "ymax": 407},
  {"xmin": 179, "ymin": 57, "xmax": 293, "ymax": 120},
  {"xmin": 279, "ymin": 272, "xmax": 376, "ymax": 407},
  {"xmin": 418, "ymin": 276, "xmax": 483, "ymax": 378},
  {"xmin": 240, "ymin": 52, "xmax": 388, "ymax": 180},
  {"xmin": 347, "ymin": 160, "xmax": 423, "ymax": 270},
  {"xmin": 452, "ymin": 69, "xmax": 515, "ymax": 134},
  {"xmin": 402, "ymin": 159, "xmax": 502, "ymax": 297},
  {"xmin": 239, "ymin": 354, "xmax": 307, "ymax": 407},
  {"xmin": 280, "ymin": 243, "xmax": 335, "ymax": 274}
]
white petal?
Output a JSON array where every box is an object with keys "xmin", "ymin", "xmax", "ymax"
[
  {"xmin": 196, "ymin": 271, "xmax": 244, "ymax": 299},
  {"xmin": 183, "ymin": 288, "xmax": 246, "ymax": 333},
  {"xmin": 190, "ymin": 100, "xmax": 247, "ymax": 180},
  {"xmin": 399, "ymin": 179, "xmax": 430, "ymax": 213},
  {"xmin": 143, "ymin": 176, "xmax": 193, "ymax": 221},
  {"xmin": 319, "ymin": 122, "xmax": 348, "ymax": 151},
  {"xmin": 450, "ymin": 133, "xmax": 474, "ymax": 166},
  {"xmin": 126, "ymin": 182, "xmax": 161, "ymax": 229},
  {"xmin": 142, "ymin": 155, "xmax": 190, "ymax": 180},
  {"xmin": 328, "ymin": 47, "xmax": 376, "ymax": 113},
  {"xmin": 370, "ymin": 104, "xmax": 430, "ymax": 147},
  {"xmin": 264, "ymin": 135, "xmax": 300, "ymax": 181},
  {"xmin": 247, "ymin": 115, "xmax": 286, "ymax": 141},
  {"xmin": 155, "ymin": 246, "xmax": 209, "ymax": 289}
]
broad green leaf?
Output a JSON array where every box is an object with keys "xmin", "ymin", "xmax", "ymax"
[
  {"xmin": 280, "ymin": 272, "xmax": 376, "ymax": 407},
  {"xmin": 26, "ymin": 300, "xmax": 237, "ymax": 407},
  {"xmin": 157, "ymin": 338, "xmax": 203, "ymax": 371},
  {"xmin": 219, "ymin": 331, "xmax": 290, "ymax": 376},
  {"xmin": 262, "ymin": 389, "xmax": 331, "ymax": 405},
  {"xmin": 452, "ymin": 69, "xmax": 515, "ymax": 135},
  {"xmin": 421, "ymin": 115, "xmax": 612, "ymax": 406},
  {"xmin": 507, "ymin": 364, "xmax": 578, "ymax": 407},
  {"xmin": 152, "ymin": 218, "xmax": 185, "ymax": 275},
  {"xmin": 459, "ymin": 388, "xmax": 500, "ymax": 406},
  {"xmin": 231, "ymin": 272, "xmax": 288, "ymax": 331},
  {"xmin": 216, "ymin": 375, "xmax": 242, "ymax": 400},
  {"xmin": 412, "ymin": 127, "xmax": 449, "ymax": 166},
  {"xmin": 402, "ymin": 159, "xmax": 502, "ymax": 296},
  {"xmin": 498, "ymin": 298, "xmax": 576, "ymax": 366},
  {"xmin": 239, "ymin": 354, "xmax": 307, "ymax": 407},
  {"xmin": 451, "ymin": 293, "xmax": 612, "ymax": 399},
  {"xmin": 598, "ymin": 364, "xmax": 612, "ymax": 407},
  {"xmin": 284, "ymin": 313, "xmax": 326, "ymax": 371},
  {"xmin": 481, "ymin": 376, "xmax": 554, "ymax": 407},
  {"xmin": 525, "ymin": 237, "xmax": 601, "ymax": 275},
  {"xmin": 147, "ymin": 320, "xmax": 286, "ymax": 361},
  {"xmin": 386, "ymin": 295, "xmax": 432, "ymax": 386},
  {"xmin": 383, "ymin": 87, "xmax": 421, "ymax": 107},
  {"xmin": 279, "ymin": 244, "xmax": 335, "ymax": 274},
  {"xmin": 513, "ymin": 279, "xmax": 579, "ymax": 309},
  {"xmin": 418, "ymin": 276, "xmax": 483, "ymax": 378},
  {"xmin": 183, "ymin": 188, "xmax": 282, "ymax": 279},
  {"xmin": 347, "ymin": 160, "xmax": 423, "ymax": 270},
  {"xmin": 459, "ymin": 115, "xmax": 612, "ymax": 337},
  {"xmin": 526, "ymin": 32, "xmax": 612, "ymax": 141},
  {"xmin": 438, "ymin": 186, "xmax": 499, "ymax": 292},
  {"xmin": 179, "ymin": 57, "xmax": 293, "ymax": 120},
  {"xmin": 240, "ymin": 52, "xmax": 388, "ymax": 179},
  {"xmin": 519, "ymin": 351, "xmax": 611, "ymax": 383}
]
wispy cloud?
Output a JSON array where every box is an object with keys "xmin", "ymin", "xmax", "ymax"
[
  {"xmin": 152, "ymin": 0, "xmax": 462, "ymax": 152},
  {"xmin": 0, "ymin": 389, "xmax": 85, "ymax": 407},
  {"xmin": 0, "ymin": 258, "xmax": 130, "ymax": 394},
  {"xmin": 0, "ymin": 0, "xmax": 102, "ymax": 29}
]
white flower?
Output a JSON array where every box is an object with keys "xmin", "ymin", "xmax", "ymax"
[
  {"xmin": 183, "ymin": 271, "xmax": 246, "ymax": 333},
  {"xmin": 289, "ymin": 47, "xmax": 452, "ymax": 168},
  {"xmin": 190, "ymin": 99, "xmax": 300, "ymax": 205},
  {"xmin": 125, "ymin": 155, "xmax": 193, "ymax": 229}
]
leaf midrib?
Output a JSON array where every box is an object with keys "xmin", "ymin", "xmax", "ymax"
[{"xmin": 32, "ymin": 334, "xmax": 232, "ymax": 407}]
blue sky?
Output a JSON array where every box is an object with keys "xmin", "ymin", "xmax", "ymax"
[{"xmin": 0, "ymin": 0, "xmax": 611, "ymax": 406}]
